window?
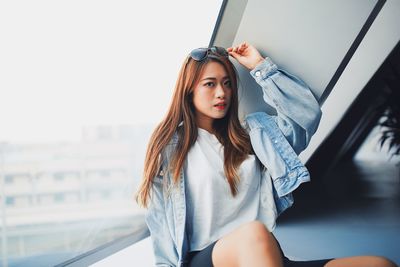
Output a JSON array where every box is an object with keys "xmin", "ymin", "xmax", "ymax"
[
  {"xmin": 4, "ymin": 175, "xmax": 14, "ymax": 184},
  {"xmin": 54, "ymin": 193, "xmax": 65, "ymax": 203},
  {"xmin": 54, "ymin": 172, "xmax": 65, "ymax": 181},
  {"xmin": 0, "ymin": 1, "xmax": 222, "ymax": 266},
  {"xmin": 5, "ymin": 196, "xmax": 15, "ymax": 206}
]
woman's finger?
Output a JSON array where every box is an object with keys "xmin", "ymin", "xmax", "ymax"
[
  {"xmin": 228, "ymin": 50, "xmax": 240, "ymax": 59},
  {"xmin": 229, "ymin": 42, "xmax": 250, "ymax": 56},
  {"xmin": 240, "ymin": 42, "xmax": 248, "ymax": 53}
]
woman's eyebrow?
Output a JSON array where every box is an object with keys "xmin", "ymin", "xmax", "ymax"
[{"xmin": 201, "ymin": 76, "xmax": 230, "ymax": 81}]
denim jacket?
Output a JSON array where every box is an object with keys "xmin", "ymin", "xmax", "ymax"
[{"xmin": 145, "ymin": 57, "xmax": 322, "ymax": 267}]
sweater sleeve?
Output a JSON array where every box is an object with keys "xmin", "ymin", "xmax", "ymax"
[{"xmin": 249, "ymin": 57, "xmax": 322, "ymax": 154}]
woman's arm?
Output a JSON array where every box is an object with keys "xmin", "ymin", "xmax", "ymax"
[
  {"xmin": 228, "ymin": 42, "xmax": 322, "ymax": 154},
  {"xmin": 249, "ymin": 57, "xmax": 322, "ymax": 154},
  {"xmin": 145, "ymin": 176, "xmax": 178, "ymax": 267}
]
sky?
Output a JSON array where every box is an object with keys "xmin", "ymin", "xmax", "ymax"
[{"xmin": 0, "ymin": 0, "xmax": 222, "ymax": 143}]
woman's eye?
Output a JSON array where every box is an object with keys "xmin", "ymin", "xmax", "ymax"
[
  {"xmin": 224, "ymin": 80, "xmax": 232, "ymax": 87},
  {"xmin": 204, "ymin": 82, "xmax": 214, "ymax": 87}
]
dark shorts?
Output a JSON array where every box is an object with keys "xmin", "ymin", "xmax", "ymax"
[{"xmin": 186, "ymin": 234, "xmax": 335, "ymax": 267}]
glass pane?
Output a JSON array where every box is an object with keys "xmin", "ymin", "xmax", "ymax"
[{"xmin": 0, "ymin": 1, "xmax": 222, "ymax": 266}]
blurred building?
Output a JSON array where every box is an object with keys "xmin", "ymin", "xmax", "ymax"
[{"xmin": 0, "ymin": 124, "xmax": 152, "ymax": 264}]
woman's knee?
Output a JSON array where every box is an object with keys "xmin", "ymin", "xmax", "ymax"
[
  {"xmin": 370, "ymin": 256, "xmax": 398, "ymax": 267},
  {"xmin": 325, "ymin": 255, "xmax": 398, "ymax": 267},
  {"xmin": 212, "ymin": 221, "xmax": 277, "ymax": 267},
  {"xmin": 238, "ymin": 220, "xmax": 274, "ymax": 246}
]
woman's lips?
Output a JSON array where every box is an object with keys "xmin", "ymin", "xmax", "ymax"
[{"xmin": 214, "ymin": 104, "xmax": 226, "ymax": 110}]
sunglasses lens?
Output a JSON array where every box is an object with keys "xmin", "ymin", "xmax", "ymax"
[
  {"xmin": 213, "ymin": 46, "xmax": 228, "ymax": 57},
  {"xmin": 190, "ymin": 46, "xmax": 228, "ymax": 61},
  {"xmin": 190, "ymin": 48, "xmax": 208, "ymax": 61}
]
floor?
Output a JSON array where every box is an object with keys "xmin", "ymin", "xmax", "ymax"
[{"xmin": 273, "ymin": 159, "xmax": 400, "ymax": 265}]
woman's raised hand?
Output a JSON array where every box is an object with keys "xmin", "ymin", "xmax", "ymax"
[{"xmin": 227, "ymin": 42, "xmax": 265, "ymax": 70}]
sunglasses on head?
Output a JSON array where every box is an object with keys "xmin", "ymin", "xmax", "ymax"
[{"xmin": 189, "ymin": 46, "xmax": 229, "ymax": 61}]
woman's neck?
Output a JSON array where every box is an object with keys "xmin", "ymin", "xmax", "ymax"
[
  {"xmin": 198, "ymin": 126, "xmax": 215, "ymax": 135},
  {"xmin": 195, "ymin": 117, "xmax": 214, "ymax": 134}
]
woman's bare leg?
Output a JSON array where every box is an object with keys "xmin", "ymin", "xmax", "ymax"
[
  {"xmin": 211, "ymin": 220, "xmax": 283, "ymax": 267},
  {"xmin": 325, "ymin": 255, "xmax": 398, "ymax": 267}
]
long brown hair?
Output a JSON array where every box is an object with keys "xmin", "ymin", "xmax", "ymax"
[{"xmin": 135, "ymin": 52, "xmax": 254, "ymax": 208}]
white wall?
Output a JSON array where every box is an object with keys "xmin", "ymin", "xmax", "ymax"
[{"xmin": 300, "ymin": 0, "xmax": 400, "ymax": 163}]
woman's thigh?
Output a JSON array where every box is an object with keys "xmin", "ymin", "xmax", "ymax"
[
  {"xmin": 187, "ymin": 237, "xmax": 333, "ymax": 267},
  {"xmin": 188, "ymin": 221, "xmax": 270, "ymax": 267},
  {"xmin": 211, "ymin": 220, "xmax": 277, "ymax": 267},
  {"xmin": 187, "ymin": 220, "xmax": 334, "ymax": 267}
]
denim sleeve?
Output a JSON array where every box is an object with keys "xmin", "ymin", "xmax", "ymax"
[
  {"xmin": 145, "ymin": 176, "xmax": 178, "ymax": 267},
  {"xmin": 249, "ymin": 57, "xmax": 322, "ymax": 154}
]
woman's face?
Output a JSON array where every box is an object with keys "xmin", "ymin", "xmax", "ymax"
[{"xmin": 192, "ymin": 61, "xmax": 232, "ymax": 131}]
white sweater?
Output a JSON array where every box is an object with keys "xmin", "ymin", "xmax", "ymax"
[{"xmin": 184, "ymin": 128, "xmax": 273, "ymax": 252}]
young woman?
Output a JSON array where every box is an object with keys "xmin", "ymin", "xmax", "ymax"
[{"xmin": 135, "ymin": 42, "xmax": 397, "ymax": 267}]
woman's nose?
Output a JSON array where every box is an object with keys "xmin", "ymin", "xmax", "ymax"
[{"xmin": 215, "ymin": 84, "xmax": 226, "ymax": 98}]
